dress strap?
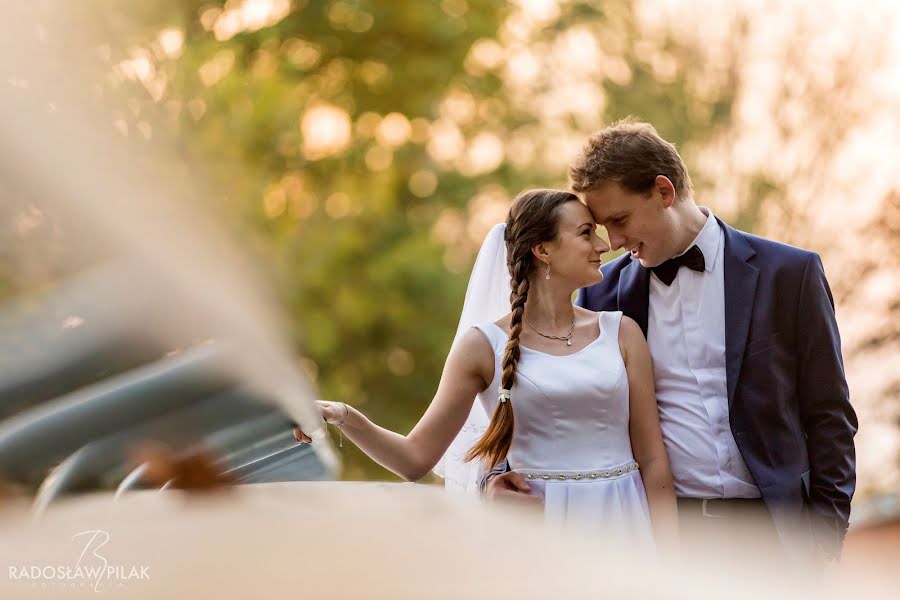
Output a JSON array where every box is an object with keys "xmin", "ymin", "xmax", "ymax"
[
  {"xmin": 472, "ymin": 323, "xmax": 507, "ymax": 356},
  {"xmin": 598, "ymin": 310, "xmax": 624, "ymax": 343}
]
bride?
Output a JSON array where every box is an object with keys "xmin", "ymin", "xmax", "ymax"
[{"xmin": 294, "ymin": 189, "xmax": 677, "ymax": 547}]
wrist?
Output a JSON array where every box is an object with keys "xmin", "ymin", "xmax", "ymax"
[
  {"xmin": 331, "ymin": 402, "xmax": 352, "ymax": 428},
  {"xmin": 479, "ymin": 471, "xmax": 497, "ymax": 495},
  {"xmin": 810, "ymin": 514, "xmax": 845, "ymax": 562}
]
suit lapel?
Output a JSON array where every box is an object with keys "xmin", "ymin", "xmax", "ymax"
[
  {"xmin": 616, "ymin": 257, "xmax": 650, "ymax": 336},
  {"xmin": 719, "ymin": 218, "xmax": 759, "ymax": 407}
]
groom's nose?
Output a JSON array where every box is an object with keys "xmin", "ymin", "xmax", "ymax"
[{"xmin": 608, "ymin": 230, "xmax": 626, "ymax": 251}]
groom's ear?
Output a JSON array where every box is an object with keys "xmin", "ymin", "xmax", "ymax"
[{"xmin": 655, "ymin": 175, "xmax": 676, "ymax": 208}]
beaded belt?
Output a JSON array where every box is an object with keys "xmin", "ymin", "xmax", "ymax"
[{"xmin": 519, "ymin": 461, "xmax": 639, "ymax": 481}]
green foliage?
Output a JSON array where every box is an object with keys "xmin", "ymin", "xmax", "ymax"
[{"xmin": 87, "ymin": 0, "xmax": 735, "ymax": 480}]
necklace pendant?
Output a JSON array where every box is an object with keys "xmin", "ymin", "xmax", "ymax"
[{"xmin": 566, "ymin": 338, "xmax": 572, "ymax": 347}]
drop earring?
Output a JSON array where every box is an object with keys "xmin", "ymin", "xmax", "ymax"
[{"xmin": 545, "ymin": 262, "xmax": 551, "ymax": 280}]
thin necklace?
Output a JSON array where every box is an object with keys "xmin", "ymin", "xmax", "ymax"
[{"xmin": 524, "ymin": 316, "xmax": 576, "ymax": 346}]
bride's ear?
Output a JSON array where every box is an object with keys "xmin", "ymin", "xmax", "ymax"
[{"xmin": 531, "ymin": 242, "xmax": 551, "ymax": 265}]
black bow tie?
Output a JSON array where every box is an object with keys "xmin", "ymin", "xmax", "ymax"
[{"xmin": 651, "ymin": 245, "xmax": 705, "ymax": 285}]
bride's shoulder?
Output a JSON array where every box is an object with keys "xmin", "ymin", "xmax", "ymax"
[
  {"xmin": 453, "ymin": 327, "xmax": 498, "ymax": 377},
  {"xmin": 616, "ymin": 315, "xmax": 647, "ymax": 356},
  {"xmin": 457, "ymin": 326, "xmax": 495, "ymax": 350}
]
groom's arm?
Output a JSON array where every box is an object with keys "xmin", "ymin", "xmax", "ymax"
[{"xmin": 795, "ymin": 252, "xmax": 858, "ymax": 558}]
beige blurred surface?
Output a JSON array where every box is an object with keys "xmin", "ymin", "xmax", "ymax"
[{"xmin": 0, "ymin": 482, "xmax": 896, "ymax": 599}]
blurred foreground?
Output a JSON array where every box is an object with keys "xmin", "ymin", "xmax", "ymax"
[{"xmin": 0, "ymin": 482, "xmax": 898, "ymax": 599}]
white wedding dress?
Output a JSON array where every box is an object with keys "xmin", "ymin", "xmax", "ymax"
[{"xmin": 474, "ymin": 310, "xmax": 655, "ymax": 546}]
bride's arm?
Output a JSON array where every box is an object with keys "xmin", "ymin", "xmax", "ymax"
[
  {"xmin": 299, "ymin": 328, "xmax": 494, "ymax": 481},
  {"xmin": 620, "ymin": 316, "xmax": 679, "ymax": 548}
]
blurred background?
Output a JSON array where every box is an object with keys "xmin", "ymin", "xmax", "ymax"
[{"xmin": 1, "ymin": 0, "xmax": 897, "ymax": 514}]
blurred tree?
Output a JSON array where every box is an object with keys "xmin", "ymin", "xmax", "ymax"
[
  {"xmin": 74, "ymin": 0, "xmax": 739, "ymax": 480},
  {"xmin": 4, "ymin": 0, "xmax": 896, "ymax": 498}
]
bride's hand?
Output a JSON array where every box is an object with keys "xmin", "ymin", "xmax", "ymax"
[{"xmin": 292, "ymin": 401, "xmax": 348, "ymax": 444}]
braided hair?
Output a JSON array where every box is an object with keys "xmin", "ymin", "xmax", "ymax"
[{"xmin": 465, "ymin": 189, "xmax": 580, "ymax": 469}]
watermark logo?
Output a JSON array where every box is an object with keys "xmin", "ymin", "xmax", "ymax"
[{"xmin": 8, "ymin": 529, "xmax": 150, "ymax": 592}]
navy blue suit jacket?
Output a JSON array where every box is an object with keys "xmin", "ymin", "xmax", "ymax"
[{"xmin": 576, "ymin": 217, "xmax": 857, "ymax": 553}]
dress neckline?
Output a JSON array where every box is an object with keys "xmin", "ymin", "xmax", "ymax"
[{"xmin": 488, "ymin": 317, "xmax": 605, "ymax": 358}]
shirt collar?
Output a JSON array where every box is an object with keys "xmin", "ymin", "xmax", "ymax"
[{"xmin": 675, "ymin": 207, "xmax": 719, "ymax": 273}]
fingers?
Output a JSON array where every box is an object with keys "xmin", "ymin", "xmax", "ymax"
[
  {"xmin": 484, "ymin": 471, "xmax": 542, "ymax": 509},
  {"xmin": 501, "ymin": 471, "xmax": 532, "ymax": 494},
  {"xmin": 292, "ymin": 427, "xmax": 313, "ymax": 445},
  {"xmin": 315, "ymin": 400, "xmax": 337, "ymax": 424},
  {"xmin": 485, "ymin": 471, "xmax": 532, "ymax": 499}
]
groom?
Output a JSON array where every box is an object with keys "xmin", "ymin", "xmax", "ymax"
[{"xmin": 484, "ymin": 119, "xmax": 857, "ymax": 561}]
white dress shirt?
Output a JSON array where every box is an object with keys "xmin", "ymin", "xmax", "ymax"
[{"xmin": 647, "ymin": 209, "xmax": 761, "ymax": 499}]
